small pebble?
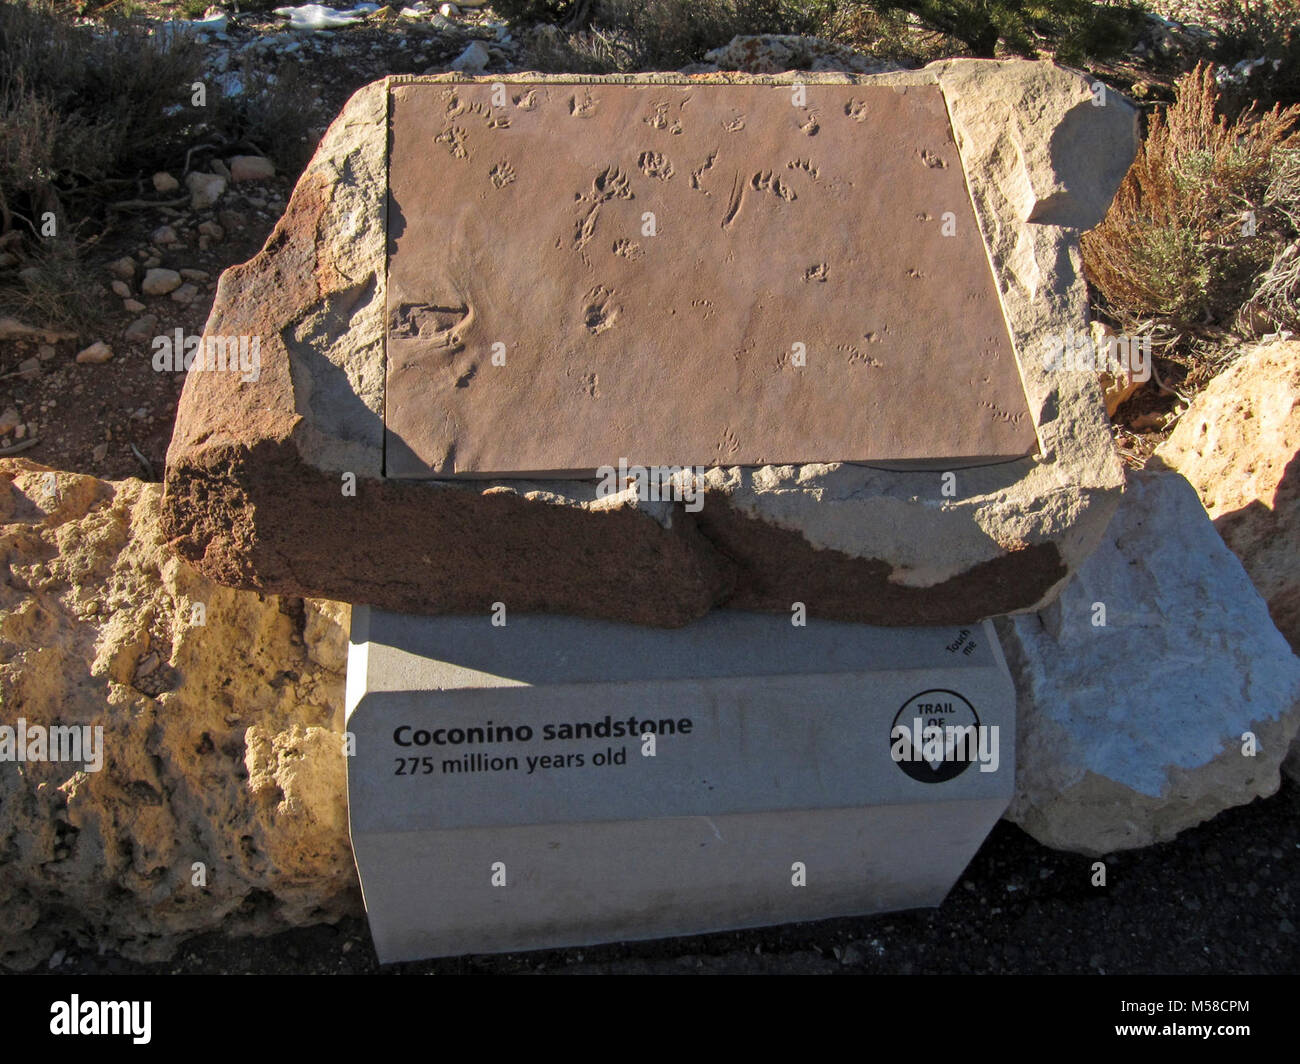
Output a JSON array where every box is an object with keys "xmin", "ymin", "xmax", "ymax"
[
  {"xmin": 75, "ymin": 340, "xmax": 114, "ymax": 364},
  {"xmin": 107, "ymin": 256, "xmax": 136, "ymax": 280},
  {"xmin": 141, "ymin": 268, "xmax": 182, "ymax": 296}
]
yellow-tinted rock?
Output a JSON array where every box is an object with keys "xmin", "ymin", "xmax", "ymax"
[{"xmin": 0, "ymin": 460, "xmax": 356, "ymax": 969}]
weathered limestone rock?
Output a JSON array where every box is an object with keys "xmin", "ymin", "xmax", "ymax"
[
  {"xmin": 0, "ymin": 460, "xmax": 356, "ymax": 968},
  {"xmin": 163, "ymin": 63, "xmax": 1136, "ymax": 627},
  {"xmin": 1154, "ymin": 339, "xmax": 1300, "ymax": 654},
  {"xmin": 997, "ymin": 471, "xmax": 1300, "ymax": 856}
]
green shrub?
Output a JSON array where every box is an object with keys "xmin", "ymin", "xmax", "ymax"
[
  {"xmin": 827, "ymin": 0, "xmax": 1145, "ymax": 60},
  {"xmin": 1208, "ymin": 0, "xmax": 1300, "ymax": 112},
  {"xmin": 1242, "ymin": 146, "xmax": 1300, "ymax": 329},
  {"xmin": 0, "ymin": 2, "xmax": 205, "ymax": 229},
  {"xmin": 516, "ymin": 0, "xmax": 819, "ymax": 69},
  {"xmin": 1082, "ymin": 64, "xmax": 1300, "ymax": 340}
]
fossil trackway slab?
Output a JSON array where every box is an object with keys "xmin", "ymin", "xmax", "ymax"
[{"xmin": 385, "ymin": 82, "xmax": 1035, "ymax": 477}]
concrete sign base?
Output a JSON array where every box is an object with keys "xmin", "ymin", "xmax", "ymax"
[{"xmin": 345, "ymin": 608, "xmax": 1015, "ymax": 962}]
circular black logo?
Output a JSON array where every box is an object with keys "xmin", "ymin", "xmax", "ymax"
[{"xmin": 890, "ymin": 689, "xmax": 980, "ymax": 783}]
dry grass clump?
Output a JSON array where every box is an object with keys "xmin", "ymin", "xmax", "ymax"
[
  {"xmin": 1083, "ymin": 63, "xmax": 1300, "ymax": 344},
  {"xmin": 0, "ymin": 2, "xmax": 205, "ymax": 323},
  {"xmin": 515, "ymin": 0, "xmax": 818, "ymax": 70},
  {"xmin": 0, "ymin": 2, "xmax": 323, "ymax": 328},
  {"xmin": 815, "ymin": 4, "xmax": 961, "ymax": 64},
  {"xmin": 1242, "ymin": 146, "xmax": 1300, "ymax": 329}
]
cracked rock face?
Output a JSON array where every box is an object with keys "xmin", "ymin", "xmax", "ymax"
[
  {"xmin": 998, "ymin": 471, "xmax": 1300, "ymax": 856},
  {"xmin": 163, "ymin": 63, "xmax": 1135, "ymax": 626}
]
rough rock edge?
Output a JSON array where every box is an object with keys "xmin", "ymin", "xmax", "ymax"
[
  {"xmin": 0, "ymin": 460, "xmax": 359, "ymax": 969},
  {"xmin": 163, "ymin": 63, "xmax": 1132, "ymax": 626},
  {"xmin": 996, "ymin": 471, "xmax": 1300, "ymax": 856}
]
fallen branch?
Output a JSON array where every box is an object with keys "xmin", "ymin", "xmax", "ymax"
[
  {"xmin": 107, "ymin": 196, "xmax": 190, "ymax": 211},
  {"xmin": 130, "ymin": 442, "xmax": 155, "ymax": 481},
  {"xmin": 0, "ymin": 438, "xmax": 40, "ymax": 457}
]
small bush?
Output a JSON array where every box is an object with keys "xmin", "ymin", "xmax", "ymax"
[
  {"xmin": 0, "ymin": 2, "xmax": 322, "ymax": 327},
  {"xmin": 1209, "ymin": 0, "xmax": 1300, "ymax": 112},
  {"xmin": 1082, "ymin": 63, "xmax": 1300, "ymax": 339},
  {"xmin": 515, "ymin": 0, "xmax": 819, "ymax": 69},
  {"xmin": 1241, "ymin": 146, "xmax": 1300, "ymax": 329},
  {"xmin": 811, "ymin": 2, "xmax": 959, "ymax": 63},
  {"xmin": 0, "ymin": 2, "xmax": 205, "ymax": 234},
  {"xmin": 2, "ymin": 243, "xmax": 107, "ymax": 332},
  {"xmin": 208, "ymin": 60, "xmax": 328, "ymax": 178},
  {"xmin": 523, "ymin": 25, "xmax": 641, "ymax": 73},
  {"xmin": 1208, "ymin": 0, "xmax": 1300, "ymax": 61},
  {"xmin": 827, "ymin": 0, "xmax": 1146, "ymax": 61},
  {"xmin": 491, "ymin": 0, "xmax": 574, "ymax": 21}
]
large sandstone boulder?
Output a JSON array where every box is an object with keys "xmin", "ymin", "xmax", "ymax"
[
  {"xmin": 1154, "ymin": 339, "xmax": 1300, "ymax": 654},
  {"xmin": 0, "ymin": 460, "xmax": 357, "ymax": 968},
  {"xmin": 163, "ymin": 62, "xmax": 1136, "ymax": 627},
  {"xmin": 997, "ymin": 471, "xmax": 1300, "ymax": 855}
]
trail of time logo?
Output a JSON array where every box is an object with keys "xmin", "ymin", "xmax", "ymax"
[{"xmin": 890, "ymin": 689, "xmax": 981, "ymax": 783}]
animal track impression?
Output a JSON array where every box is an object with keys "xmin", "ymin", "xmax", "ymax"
[
  {"xmin": 644, "ymin": 102, "xmax": 684, "ymax": 135},
  {"xmin": 582, "ymin": 285, "xmax": 620, "ymax": 334},
  {"xmin": 389, "ymin": 301, "xmax": 472, "ymax": 351},
  {"xmin": 569, "ymin": 92, "xmax": 598, "ymax": 118},
  {"xmin": 638, "ymin": 151, "xmax": 674, "ymax": 180},
  {"xmin": 489, "ymin": 162, "xmax": 516, "ymax": 189},
  {"xmin": 841, "ymin": 343, "xmax": 882, "ymax": 368},
  {"xmin": 690, "ymin": 151, "xmax": 718, "ymax": 191},
  {"xmin": 751, "ymin": 171, "xmax": 796, "ymax": 202},
  {"xmin": 572, "ymin": 166, "xmax": 635, "ymax": 253},
  {"xmin": 721, "ymin": 173, "xmax": 746, "ymax": 229},
  {"xmin": 434, "ymin": 125, "xmax": 468, "ymax": 159}
]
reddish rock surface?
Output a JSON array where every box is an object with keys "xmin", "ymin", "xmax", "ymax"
[{"xmin": 384, "ymin": 82, "xmax": 1033, "ymax": 477}]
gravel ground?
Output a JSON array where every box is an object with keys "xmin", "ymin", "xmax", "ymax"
[{"xmin": 17, "ymin": 777, "xmax": 1297, "ymax": 976}]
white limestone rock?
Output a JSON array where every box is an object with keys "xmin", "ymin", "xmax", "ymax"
[{"xmin": 998, "ymin": 471, "xmax": 1300, "ymax": 855}]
